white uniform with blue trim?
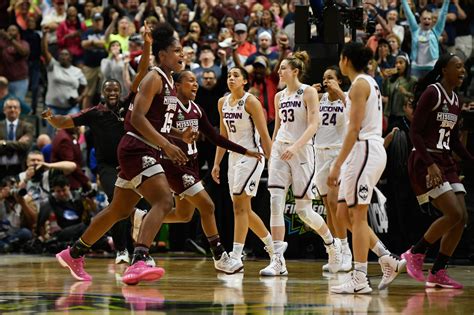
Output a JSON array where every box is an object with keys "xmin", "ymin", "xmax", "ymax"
[
  {"xmin": 222, "ymin": 93, "xmax": 264, "ymax": 197},
  {"xmin": 338, "ymin": 74, "xmax": 387, "ymax": 207},
  {"xmin": 268, "ymin": 84, "xmax": 317, "ymax": 199}
]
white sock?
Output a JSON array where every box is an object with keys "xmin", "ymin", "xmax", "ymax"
[
  {"xmin": 261, "ymin": 234, "xmax": 274, "ymax": 256},
  {"xmin": 273, "ymin": 240, "xmax": 285, "ymax": 253},
  {"xmin": 322, "ymin": 230, "xmax": 334, "ymax": 246},
  {"xmin": 340, "ymin": 238, "xmax": 348, "ymax": 247},
  {"xmin": 354, "ymin": 261, "xmax": 368, "ymax": 274},
  {"xmin": 232, "ymin": 242, "xmax": 244, "ymax": 258},
  {"xmin": 371, "ymin": 240, "xmax": 390, "ymax": 258}
]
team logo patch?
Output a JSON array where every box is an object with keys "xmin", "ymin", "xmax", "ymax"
[
  {"xmin": 142, "ymin": 156, "xmax": 157, "ymax": 169},
  {"xmin": 297, "ymin": 88, "xmax": 304, "ymax": 96},
  {"xmin": 177, "ymin": 111, "xmax": 185, "ymax": 121},
  {"xmin": 358, "ymin": 185, "xmax": 369, "ymax": 201},
  {"xmin": 182, "ymin": 174, "xmax": 196, "ymax": 188},
  {"xmin": 311, "ymin": 184, "xmax": 317, "ymax": 195},
  {"xmin": 249, "ymin": 180, "xmax": 256, "ymax": 192},
  {"xmin": 164, "ymin": 85, "xmax": 171, "ymax": 96},
  {"xmin": 442, "ymin": 103, "xmax": 449, "ymax": 113},
  {"xmin": 238, "ymin": 100, "xmax": 245, "ymax": 107}
]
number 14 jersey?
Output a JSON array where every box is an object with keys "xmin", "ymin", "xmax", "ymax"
[{"xmin": 276, "ymin": 84, "xmax": 312, "ymax": 144}]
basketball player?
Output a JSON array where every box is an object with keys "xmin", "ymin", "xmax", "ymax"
[
  {"xmin": 159, "ymin": 70, "xmax": 263, "ymax": 271},
  {"xmin": 54, "ymin": 23, "xmax": 194, "ymax": 285},
  {"xmin": 314, "ymin": 66, "xmax": 352, "ymax": 272},
  {"xmin": 262, "ymin": 51, "xmax": 342, "ymax": 277},
  {"xmin": 211, "ymin": 66, "xmax": 275, "ymax": 274},
  {"xmin": 402, "ymin": 53, "xmax": 471, "ymax": 289},
  {"xmin": 328, "ymin": 42, "xmax": 406, "ymax": 294}
]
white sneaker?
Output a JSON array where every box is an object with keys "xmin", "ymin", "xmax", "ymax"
[
  {"xmin": 341, "ymin": 244, "xmax": 353, "ymax": 272},
  {"xmin": 322, "ymin": 263, "xmax": 329, "ymax": 272},
  {"xmin": 115, "ymin": 249, "xmax": 130, "ymax": 265},
  {"xmin": 378, "ymin": 254, "xmax": 406, "ymax": 290},
  {"xmin": 132, "ymin": 208, "xmax": 147, "ymax": 242},
  {"xmin": 260, "ymin": 242, "xmax": 288, "ymax": 276},
  {"xmin": 325, "ymin": 239, "xmax": 343, "ymax": 273},
  {"xmin": 331, "ymin": 270, "xmax": 373, "ymax": 294},
  {"xmin": 214, "ymin": 252, "xmax": 244, "ymax": 274}
]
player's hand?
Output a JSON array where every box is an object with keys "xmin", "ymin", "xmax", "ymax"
[
  {"xmin": 325, "ymin": 79, "xmax": 340, "ymax": 93},
  {"xmin": 41, "ymin": 108, "xmax": 53, "ymax": 120},
  {"xmin": 327, "ymin": 163, "xmax": 341, "ymax": 188},
  {"xmin": 181, "ymin": 126, "xmax": 199, "ymax": 144},
  {"xmin": 211, "ymin": 165, "xmax": 220, "ymax": 184},
  {"xmin": 245, "ymin": 150, "xmax": 264, "ymax": 162},
  {"xmin": 143, "ymin": 21, "xmax": 153, "ymax": 42},
  {"xmin": 280, "ymin": 145, "xmax": 297, "ymax": 161},
  {"xmin": 427, "ymin": 163, "xmax": 443, "ymax": 188},
  {"xmin": 312, "ymin": 83, "xmax": 322, "ymax": 92},
  {"xmin": 163, "ymin": 142, "xmax": 188, "ymax": 165}
]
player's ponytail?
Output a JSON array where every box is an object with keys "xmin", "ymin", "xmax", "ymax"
[{"xmin": 413, "ymin": 53, "xmax": 456, "ymax": 109}]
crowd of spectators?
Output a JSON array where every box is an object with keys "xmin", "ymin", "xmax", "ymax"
[{"xmin": 0, "ymin": 0, "xmax": 472, "ymax": 256}]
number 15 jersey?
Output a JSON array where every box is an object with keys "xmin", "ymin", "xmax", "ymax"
[
  {"xmin": 222, "ymin": 92, "xmax": 261, "ymax": 150},
  {"xmin": 275, "ymin": 84, "xmax": 312, "ymax": 144}
]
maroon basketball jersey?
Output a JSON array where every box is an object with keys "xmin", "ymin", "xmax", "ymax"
[
  {"xmin": 168, "ymin": 100, "xmax": 203, "ymax": 160},
  {"xmin": 418, "ymin": 83, "xmax": 460, "ymax": 152},
  {"xmin": 124, "ymin": 67, "xmax": 178, "ymax": 138}
]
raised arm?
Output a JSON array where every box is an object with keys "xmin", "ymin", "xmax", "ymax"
[
  {"xmin": 131, "ymin": 23, "xmax": 152, "ymax": 93},
  {"xmin": 401, "ymin": 0, "xmax": 419, "ymax": 31},
  {"xmin": 42, "ymin": 108, "xmax": 75, "ymax": 129},
  {"xmin": 433, "ymin": 0, "xmax": 450, "ymax": 36},
  {"xmin": 41, "ymin": 27, "xmax": 52, "ymax": 65}
]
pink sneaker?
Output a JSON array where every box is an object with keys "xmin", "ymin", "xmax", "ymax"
[
  {"xmin": 122, "ymin": 261, "xmax": 165, "ymax": 285},
  {"xmin": 401, "ymin": 247, "xmax": 425, "ymax": 282},
  {"xmin": 426, "ymin": 269, "xmax": 463, "ymax": 289},
  {"xmin": 56, "ymin": 247, "xmax": 92, "ymax": 281}
]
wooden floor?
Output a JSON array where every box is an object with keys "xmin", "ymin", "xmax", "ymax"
[{"xmin": 0, "ymin": 254, "xmax": 473, "ymax": 314}]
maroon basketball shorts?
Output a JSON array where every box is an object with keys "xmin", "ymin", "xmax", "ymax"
[
  {"xmin": 115, "ymin": 133, "xmax": 164, "ymax": 190},
  {"xmin": 408, "ymin": 149, "xmax": 466, "ymax": 204},
  {"xmin": 162, "ymin": 158, "xmax": 204, "ymax": 197}
]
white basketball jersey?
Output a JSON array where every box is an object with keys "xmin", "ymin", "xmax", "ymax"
[
  {"xmin": 346, "ymin": 74, "xmax": 383, "ymax": 142},
  {"xmin": 276, "ymin": 84, "xmax": 312, "ymax": 144},
  {"xmin": 315, "ymin": 92, "xmax": 346, "ymax": 149},
  {"xmin": 222, "ymin": 92, "xmax": 260, "ymax": 149}
]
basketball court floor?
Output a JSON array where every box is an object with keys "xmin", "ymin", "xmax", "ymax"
[{"xmin": 1, "ymin": 254, "xmax": 473, "ymax": 314}]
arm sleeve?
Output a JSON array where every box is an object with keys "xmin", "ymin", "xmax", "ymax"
[
  {"xmin": 434, "ymin": 0, "xmax": 450, "ymax": 36},
  {"xmin": 199, "ymin": 107, "xmax": 247, "ymax": 155},
  {"xmin": 409, "ymin": 86, "xmax": 438, "ymax": 166},
  {"xmin": 401, "ymin": 0, "xmax": 419, "ymax": 31},
  {"xmin": 71, "ymin": 106, "xmax": 96, "ymax": 126}
]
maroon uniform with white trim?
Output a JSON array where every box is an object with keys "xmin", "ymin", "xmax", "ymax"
[
  {"xmin": 408, "ymin": 83, "xmax": 469, "ymax": 204},
  {"xmin": 163, "ymin": 99, "xmax": 248, "ymax": 195},
  {"xmin": 116, "ymin": 67, "xmax": 178, "ymax": 189}
]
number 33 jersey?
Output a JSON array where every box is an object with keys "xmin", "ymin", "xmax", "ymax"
[
  {"xmin": 314, "ymin": 92, "xmax": 346, "ymax": 149},
  {"xmin": 276, "ymin": 84, "xmax": 312, "ymax": 144},
  {"xmin": 222, "ymin": 92, "xmax": 261, "ymax": 150}
]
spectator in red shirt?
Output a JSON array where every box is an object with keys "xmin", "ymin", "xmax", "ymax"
[
  {"xmin": 51, "ymin": 128, "xmax": 90, "ymax": 192},
  {"xmin": 234, "ymin": 23, "xmax": 256, "ymax": 63},
  {"xmin": 57, "ymin": 6, "xmax": 87, "ymax": 66},
  {"xmin": 0, "ymin": 25, "xmax": 30, "ymax": 102}
]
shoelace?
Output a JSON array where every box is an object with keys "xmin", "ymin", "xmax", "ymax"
[{"xmin": 382, "ymin": 264, "xmax": 392, "ymax": 280}]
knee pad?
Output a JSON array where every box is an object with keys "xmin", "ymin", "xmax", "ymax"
[
  {"xmin": 295, "ymin": 199, "xmax": 324, "ymax": 231},
  {"xmin": 269, "ymin": 188, "xmax": 286, "ymax": 227}
]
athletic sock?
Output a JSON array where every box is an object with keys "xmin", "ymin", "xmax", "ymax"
[
  {"xmin": 340, "ymin": 238, "xmax": 348, "ymax": 247},
  {"xmin": 70, "ymin": 238, "xmax": 92, "ymax": 259},
  {"xmin": 208, "ymin": 234, "xmax": 225, "ymax": 260},
  {"xmin": 371, "ymin": 240, "xmax": 390, "ymax": 257},
  {"xmin": 232, "ymin": 242, "xmax": 244, "ymax": 258},
  {"xmin": 322, "ymin": 229, "xmax": 334, "ymax": 246},
  {"xmin": 431, "ymin": 253, "xmax": 450, "ymax": 274},
  {"xmin": 412, "ymin": 237, "xmax": 431, "ymax": 255},
  {"xmin": 354, "ymin": 261, "xmax": 368, "ymax": 274},
  {"xmin": 260, "ymin": 233, "xmax": 274, "ymax": 256},
  {"xmin": 131, "ymin": 244, "xmax": 149, "ymax": 264}
]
